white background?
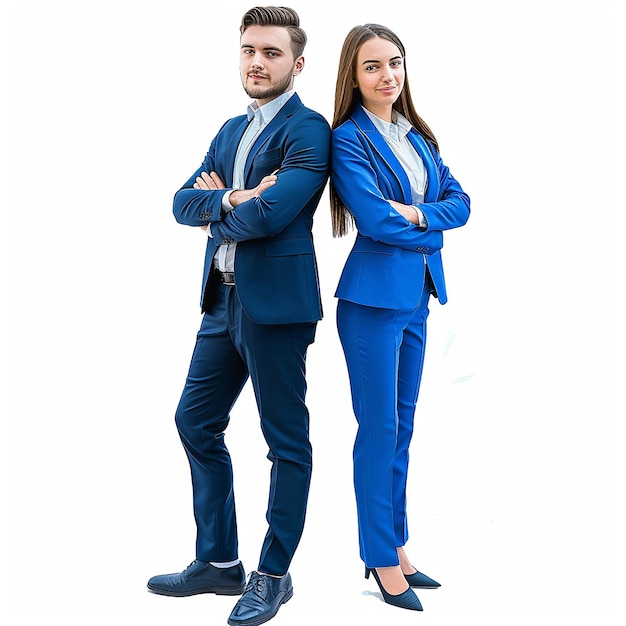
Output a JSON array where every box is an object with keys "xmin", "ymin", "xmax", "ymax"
[{"xmin": 2, "ymin": 0, "xmax": 624, "ymax": 625}]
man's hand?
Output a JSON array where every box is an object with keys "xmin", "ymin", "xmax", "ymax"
[
  {"xmin": 193, "ymin": 172, "xmax": 225, "ymax": 232},
  {"xmin": 229, "ymin": 173, "xmax": 278, "ymax": 207},
  {"xmin": 192, "ymin": 170, "xmax": 277, "ymax": 232},
  {"xmin": 193, "ymin": 171, "xmax": 226, "ymax": 190},
  {"xmin": 192, "ymin": 169, "xmax": 277, "ymax": 208}
]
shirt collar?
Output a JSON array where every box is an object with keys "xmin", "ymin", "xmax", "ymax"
[
  {"xmin": 361, "ymin": 106, "xmax": 412, "ymax": 142},
  {"xmin": 247, "ymin": 90, "xmax": 295, "ymax": 124}
]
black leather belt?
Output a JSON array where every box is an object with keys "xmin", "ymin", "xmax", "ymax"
[{"xmin": 217, "ymin": 270, "xmax": 235, "ymax": 286}]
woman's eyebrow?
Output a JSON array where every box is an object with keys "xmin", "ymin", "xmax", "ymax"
[{"xmin": 361, "ymin": 55, "xmax": 402, "ymax": 65}]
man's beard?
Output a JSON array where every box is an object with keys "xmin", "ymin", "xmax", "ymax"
[{"xmin": 243, "ymin": 70, "xmax": 293, "ymax": 101}]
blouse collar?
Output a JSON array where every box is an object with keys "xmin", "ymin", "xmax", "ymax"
[{"xmin": 361, "ymin": 106, "xmax": 412, "ymax": 143}]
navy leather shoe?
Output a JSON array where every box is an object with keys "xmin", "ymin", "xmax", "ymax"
[
  {"xmin": 404, "ymin": 569, "xmax": 441, "ymax": 589},
  {"xmin": 147, "ymin": 560, "xmax": 245, "ymax": 596},
  {"xmin": 227, "ymin": 571, "xmax": 293, "ymax": 626}
]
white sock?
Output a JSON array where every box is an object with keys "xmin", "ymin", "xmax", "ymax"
[{"xmin": 209, "ymin": 560, "xmax": 241, "ymax": 568}]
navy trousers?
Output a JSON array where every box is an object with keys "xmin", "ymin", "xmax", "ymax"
[
  {"xmin": 337, "ymin": 285, "xmax": 430, "ymax": 568},
  {"xmin": 174, "ymin": 282, "xmax": 316, "ymax": 576}
]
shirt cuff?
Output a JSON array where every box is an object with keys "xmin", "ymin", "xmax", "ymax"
[
  {"xmin": 222, "ymin": 189, "xmax": 236, "ymax": 212},
  {"xmin": 413, "ymin": 205, "xmax": 428, "ymax": 229}
]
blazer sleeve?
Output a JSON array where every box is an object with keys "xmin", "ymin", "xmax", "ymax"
[
  {"xmin": 211, "ymin": 113, "xmax": 331, "ymax": 244},
  {"xmin": 331, "ymin": 126, "xmax": 444, "ymax": 253},
  {"xmin": 418, "ymin": 145, "xmax": 470, "ymax": 232},
  {"xmin": 172, "ymin": 121, "xmax": 233, "ymax": 226}
]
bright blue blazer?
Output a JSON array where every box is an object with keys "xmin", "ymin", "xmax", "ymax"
[
  {"xmin": 331, "ymin": 106, "xmax": 470, "ymax": 309},
  {"xmin": 173, "ymin": 94, "xmax": 331, "ymax": 324}
]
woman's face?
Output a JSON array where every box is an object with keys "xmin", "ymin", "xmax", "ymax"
[{"xmin": 354, "ymin": 36, "xmax": 405, "ymax": 119}]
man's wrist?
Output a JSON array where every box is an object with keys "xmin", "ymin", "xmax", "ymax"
[{"xmin": 222, "ymin": 189, "xmax": 236, "ymax": 212}]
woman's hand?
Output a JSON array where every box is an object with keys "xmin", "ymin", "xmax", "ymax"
[{"xmin": 389, "ymin": 199, "xmax": 420, "ymax": 224}]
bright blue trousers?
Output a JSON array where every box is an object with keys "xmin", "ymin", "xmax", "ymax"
[{"xmin": 337, "ymin": 286, "xmax": 430, "ymax": 568}]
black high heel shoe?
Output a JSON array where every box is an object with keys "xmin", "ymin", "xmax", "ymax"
[
  {"xmin": 365, "ymin": 567, "xmax": 423, "ymax": 611},
  {"xmin": 404, "ymin": 569, "xmax": 441, "ymax": 589}
]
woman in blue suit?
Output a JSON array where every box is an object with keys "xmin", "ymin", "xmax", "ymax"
[{"xmin": 330, "ymin": 24, "xmax": 470, "ymax": 611}]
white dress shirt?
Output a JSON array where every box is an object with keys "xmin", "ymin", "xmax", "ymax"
[{"xmin": 211, "ymin": 90, "xmax": 295, "ymax": 273}]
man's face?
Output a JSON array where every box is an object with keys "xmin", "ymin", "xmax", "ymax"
[{"xmin": 240, "ymin": 25, "xmax": 304, "ymax": 105}]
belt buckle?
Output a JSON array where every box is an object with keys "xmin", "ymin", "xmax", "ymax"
[{"xmin": 220, "ymin": 271, "xmax": 235, "ymax": 286}]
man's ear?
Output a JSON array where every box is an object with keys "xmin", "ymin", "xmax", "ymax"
[{"xmin": 293, "ymin": 55, "xmax": 305, "ymax": 76}]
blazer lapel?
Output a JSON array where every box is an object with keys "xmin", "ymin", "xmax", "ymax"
[
  {"xmin": 407, "ymin": 130, "xmax": 440, "ymax": 202},
  {"xmin": 243, "ymin": 94, "xmax": 302, "ymax": 182},
  {"xmin": 351, "ymin": 106, "xmax": 413, "ymax": 204},
  {"xmin": 221, "ymin": 117, "xmax": 249, "ymax": 186}
]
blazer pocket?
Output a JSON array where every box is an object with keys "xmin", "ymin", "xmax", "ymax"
[
  {"xmin": 264, "ymin": 237, "xmax": 313, "ymax": 257},
  {"xmin": 352, "ymin": 236, "xmax": 394, "ymax": 255},
  {"xmin": 254, "ymin": 147, "xmax": 283, "ymax": 170}
]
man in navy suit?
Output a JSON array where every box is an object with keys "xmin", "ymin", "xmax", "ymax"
[{"xmin": 147, "ymin": 7, "xmax": 330, "ymax": 626}]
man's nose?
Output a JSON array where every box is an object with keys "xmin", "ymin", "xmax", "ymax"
[{"xmin": 251, "ymin": 52, "xmax": 265, "ymax": 68}]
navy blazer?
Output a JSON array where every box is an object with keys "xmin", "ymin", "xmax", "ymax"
[
  {"xmin": 331, "ymin": 106, "xmax": 470, "ymax": 309},
  {"xmin": 173, "ymin": 94, "xmax": 331, "ymax": 324}
]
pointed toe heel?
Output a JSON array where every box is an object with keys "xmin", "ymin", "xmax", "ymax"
[
  {"xmin": 404, "ymin": 569, "xmax": 441, "ymax": 589},
  {"xmin": 365, "ymin": 567, "xmax": 423, "ymax": 611}
]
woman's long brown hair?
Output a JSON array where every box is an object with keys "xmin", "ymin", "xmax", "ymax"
[{"xmin": 330, "ymin": 24, "xmax": 439, "ymax": 237}]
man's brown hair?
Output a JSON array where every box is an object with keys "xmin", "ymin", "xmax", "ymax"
[{"xmin": 240, "ymin": 6, "xmax": 307, "ymax": 58}]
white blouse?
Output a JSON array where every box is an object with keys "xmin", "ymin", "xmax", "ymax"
[{"xmin": 361, "ymin": 106, "xmax": 427, "ymax": 206}]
